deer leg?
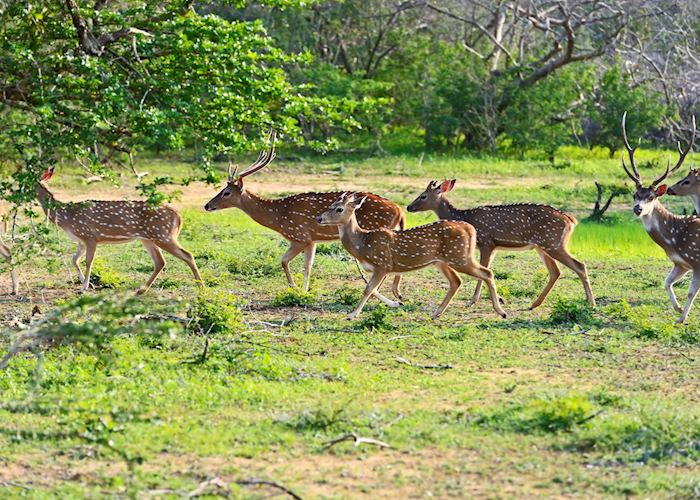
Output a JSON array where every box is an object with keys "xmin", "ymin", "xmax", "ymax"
[
  {"xmin": 349, "ymin": 270, "xmax": 388, "ymax": 320},
  {"xmin": 302, "ymin": 242, "xmax": 316, "ymax": 292},
  {"xmin": 665, "ymin": 265, "xmax": 689, "ymax": 313},
  {"xmin": 459, "ymin": 263, "xmax": 507, "ymax": 318},
  {"xmin": 433, "ymin": 263, "xmax": 462, "ymax": 319},
  {"xmin": 281, "ymin": 241, "xmax": 306, "ymax": 288},
  {"xmin": 529, "ymin": 250, "xmax": 561, "ymax": 309},
  {"xmin": 0, "ymin": 242, "xmax": 17, "ymax": 295},
  {"xmin": 157, "ymin": 241, "xmax": 203, "ymax": 287},
  {"xmin": 72, "ymin": 242, "xmax": 86, "ymax": 284},
  {"xmin": 81, "ymin": 241, "xmax": 97, "ymax": 292},
  {"xmin": 551, "ymin": 250, "xmax": 596, "ymax": 307},
  {"xmin": 466, "ymin": 246, "xmax": 495, "ymax": 307},
  {"xmin": 391, "ymin": 275, "xmax": 403, "ymax": 300},
  {"xmin": 371, "ymin": 275, "xmax": 401, "ymax": 307},
  {"xmin": 137, "ymin": 241, "xmax": 166, "ymax": 295},
  {"xmin": 678, "ymin": 271, "xmax": 700, "ymax": 324}
]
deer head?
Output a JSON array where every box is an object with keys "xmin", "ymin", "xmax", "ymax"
[
  {"xmin": 667, "ymin": 168, "xmax": 700, "ymax": 197},
  {"xmin": 407, "ymin": 179, "xmax": 456, "ymax": 212},
  {"xmin": 316, "ymin": 193, "xmax": 366, "ymax": 225},
  {"xmin": 621, "ymin": 112, "xmax": 696, "ymax": 216},
  {"xmin": 204, "ymin": 129, "xmax": 276, "ymax": 212}
]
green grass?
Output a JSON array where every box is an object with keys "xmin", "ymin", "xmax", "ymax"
[{"xmin": 0, "ymin": 149, "xmax": 699, "ymax": 498}]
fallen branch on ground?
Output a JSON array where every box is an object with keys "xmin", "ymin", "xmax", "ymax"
[
  {"xmin": 395, "ymin": 356, "xmax": 453, "ymax": 370},
  {"xmin": 322, "ymin": 432, "xmax": 392, "ymax": 451}
]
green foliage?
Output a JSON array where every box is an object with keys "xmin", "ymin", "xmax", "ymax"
[
  {"xmin": 587, "ymin": 65, "xmax": 669, "ymax": 156},
  {"xmin": 89, "ymin": 259, "xmax": 125, "ymax": 289},
  {"xmin": 357, "ymin": 304, "xmax": 391, "ymax": 331},
  {"xmin": 272, "ymin": 287, "xmax": 316, "ymax": 307},
  {"xmin": 477, "ymin": 393, "xmax": 599, "ymax": 434},
  {"xmin": 334, "ymin": 284, "xmax": 361, "ymax": 305},
  {"xmin": 604, "ymin": 299, "xmax": 633, "ymax": 321},
  {"xmin": 549, "ymin": 298, "xmax": 595, "ymax": 326},
  {"xmin": 187, "ymin": 289, "xmax": 242, "ymax": 335}
]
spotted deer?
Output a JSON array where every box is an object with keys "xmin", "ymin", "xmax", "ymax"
[
  {"xmin": 204, "ymin": 130, "xmax": 406, "ymax": 302},
  {"xmin": 0, "ymin": 219, "xmax": 18, "ymax": 294},
  {"xmin": 407, "ymin": 180, "xmax": 594, "ymax": 309},
  {"xmin": 621, "ymin": 112, "xmax": 698, "ymax": 323},
  {"xmin": 667, "ymin": 167, "xmax": 700, "ymax": 214},
  {"xmin": 316, "ymin": 192, "xmax": 507, "ymax": 320},
  {"xmin": 38, "ymin": 167, "xmax": 202, "ymax": 294}
]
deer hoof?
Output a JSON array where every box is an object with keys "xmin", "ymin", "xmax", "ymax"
[
  {"xmin": 674, "ymin": 306, "xmax": 683, "ymax": 313},
  {"xmin": 136, "ymin": 288, "xmax": 148, "ymax": 296},
  {"xmin": 465, "ymin": 300, "xmax": 476, "ymax": 308},
  {"xmin": 500, "ymin": 312, "xmax": 507, "ymax": 319}
]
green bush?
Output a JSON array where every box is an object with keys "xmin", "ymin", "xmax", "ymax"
[
  {"xmin": 272, "ymin": 288, "xmax": 316, "ymax": 307},
  {"xmin": 549, "ymin": 298, "xmax": 594, "ymax": 325},
  {"xmin": 187, "ymin": 289, "xmax": 241, "ymax": 335},
  {"xmin": 334, "ymin": 285, "xmax": 361, "ymax": 306},
  {"xmin": 604, "ymin": 299, "xmax": 632, "ymax": 321},
  {"xmin": 357, "ymin": 305, "xmax": 392, "ymax": 332},
  {"xmin": 89, "ymin": 259, "xmax": 124, "ymax": 289}
]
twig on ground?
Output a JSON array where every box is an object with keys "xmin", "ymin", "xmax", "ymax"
[
  {"xmin": 575, "ymin": 409, "xmax": 605, "ymax": 426},
  {"xmin": 395, "ymin": 356, "xmax": 453, "ymax": 370},
  {"xmin": 385, "ymin": 335, "xmax": 415, "ymax": 342},
  {"xmin": 322, "ymin": 431, "xmax": 392, "ymax": 451},
  {"xmin": 541, "ymin": 328, "xmax": 591, "ymax": 336},
  {"xmin": 234, "ymin": 478, "xmax": 303, "ymax": 500},
  {"xmin": 0, "ymin": 481, "xmax": 31, "ymax": 490},
  {"xmin": 186, "ymin": 477, "xmax": 229, "ymax": 498}
]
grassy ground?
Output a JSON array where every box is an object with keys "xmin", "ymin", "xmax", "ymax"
[{"xmin": 0, "ymin": 150, "xmax": 699, "ymax": 498}]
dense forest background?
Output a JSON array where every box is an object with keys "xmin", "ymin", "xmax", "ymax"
[{"xmin": 1, "ymin": 0, "xmax": 699, "ymax": 181}]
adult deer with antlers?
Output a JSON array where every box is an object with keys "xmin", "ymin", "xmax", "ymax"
[
  {"xmin": 317, "ymin": 193, "xmax": 507, "ymax": 320},
  {"xmin": 204, "ymin": 130, "xmax": 406, "ymax": 302},
  {"xmin": 37, "ymin": 167, "xmax": 202, "ymax": 294},
  {"xmin": 407, "ymin": 180, "xmax": 595, "ymax": 309},
  {"xmin": 621, "ymin": 112, "xmax": 698, "ymax": 323}
]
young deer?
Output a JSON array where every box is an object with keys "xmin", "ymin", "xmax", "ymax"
[
  {"xmin": 621, "ymin": 112, "xmax": 698, "ymax": 323},
  {"xmin": 204, "ymin": 131, "xmax": 406, "ymax": 301},
  {"xmin": 316, "ymin": 193, "xmax": 507, "ymax": 320},
  {"xmin": 407, "ymin": 180, "xmax": 595, "ymax": 309},
  {"xmin": 38, "ymin": 167, "xmax": 202, "ymax": 294}
]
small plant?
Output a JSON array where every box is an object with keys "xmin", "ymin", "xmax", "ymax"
[
  {"xmin": 334, "ymin": 285, "xmax": 361, "ymax": 305},
  {"xmin": 88, "ymin": 259, "xmax": 124, "ymax": 289},
  {"xmin": 187, "ymin": 289, "xmax": 242, "ymax": 335},
  {"xmin": 272, "ymin": 287, "xmax": 316, "ymax": 307},
  {"xmin": 604, "ymin": 298, "xmax": 632, "ymax": 321},
  {"xmin": 549, "ymin": 298, "xmax": 594, "ymax": 325},
  {"xmin": 357, "ymin": 304, "xmax": 391, "ymax": 331}
]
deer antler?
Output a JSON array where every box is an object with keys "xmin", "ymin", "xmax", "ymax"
[
  {"xmin": 237, "ymin": 128, "xmax": 277, "ymax": 179},
  {"xmin": 227, "ymin": 162, "xmax": 239, "ymax": 182},
  {"xmin": 621, "ymin": 112, "xmax": 642, "ymax": 188},
  {"xmin": 652, "ymin": 115, "xmax": 697, "ymax": 187}
]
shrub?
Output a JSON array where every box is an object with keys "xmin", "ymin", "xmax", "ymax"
[
  {"xmin": 272, "ymin": 287, "xmax": 316, "ymax": 307},
  {"xmin": 549, "ymin": 298, "xmax": 594, "ymax": 325},
  {"xmin": 187, "ymin": 289, "xmax": 241, "ymax": 335},
  {"xmin": 357, "ymin": 305, "xmax": 392, "ymax": 331},
  {"xmin": 604, "ymin": 299, "xmax": 632, "ymax": 321},
  {"xmin": 334, "ymin": 285, "xmax": 361, "ymax": 305},
  {"xmin": 89, "ymin": 259, "xmax": 124, "ymax": 289}
]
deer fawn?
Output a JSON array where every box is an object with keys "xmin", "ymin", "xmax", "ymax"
[
  {"xmin": 38, "ymin": 167, "xmax": 202, "ymax": 294},
  {"xmin": 621, "ymin": 112, "xmax": 698, "ymax": 323},
  {"xmin": 407, "ymin": 180, "xmax": 595, "ymax": 309},
  {"xmin": 316, "ymin": 193, "xmax": 507, "ymax": 320},
  {"xmin": 204, "ymin": 130, "xmax": 406, "ymax": 303}
]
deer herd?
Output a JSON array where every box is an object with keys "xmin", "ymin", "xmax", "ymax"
[{"xmin": 2, "ymin": 113, "xmax": 698, "ymax": 323}]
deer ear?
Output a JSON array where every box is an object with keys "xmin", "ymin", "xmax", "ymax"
[
  {"xmin": 656, "ymin": 184, "xmax": 667, "ymax": 197},
  {"xmin": 354, "ymin": 195, "xmax": 368, "ymax": 209},
  {"xmin": 439, "ymin": 179, "xmax": 456, "ymax": 193},
  {"xmin": 40, "ymin": 167, "xmax": 55, "ymax": 182}
]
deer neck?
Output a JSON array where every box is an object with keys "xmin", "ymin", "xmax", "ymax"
[
  {"xmin": 435, "ymin": 197, "xmax": 462, "ymax": 220},
  {"xmin": 338, "ymin": 213, "xmax": 366, "ymax": 255},
  {"xmin": 239, "ymin": 190, "xmax": 278, "ymax": 229},
  {"xmin": 641, "ymin": 199, "xmax": 681, "ymax": 248},
  {"xmin": 688, "ymin": 193, "xmax": 700, "ymax": 215},
  {"xmin": 36, "ymin": 183, "xmax": 58, "ymax": 217}
]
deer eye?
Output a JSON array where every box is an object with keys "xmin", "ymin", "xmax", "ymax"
[
  {"xmin": 222, "ymin": 191, "xmax": 231, "ymax": 198},
  {"xmin": 683, "ymin": 181, "xmax": 690, "ymax": 185},
  {"xmin": 336, "ymin": 207, "xmax": 343, "ymax": 213},
  {"xmin": 420, "ymin": 194, "xmax": 427, "ymax": 200}
]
